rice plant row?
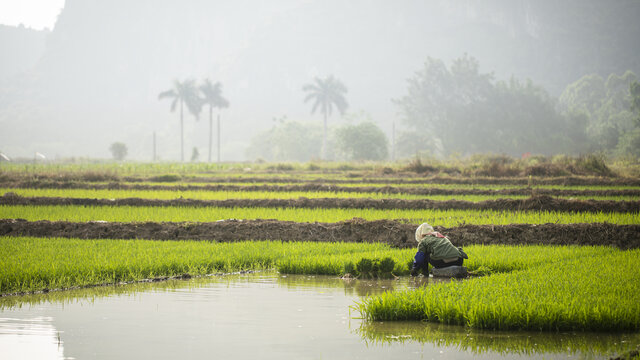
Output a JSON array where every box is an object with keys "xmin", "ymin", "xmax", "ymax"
[
  {"xmin": 1, "ymin": 204, "xmax": 638, "ymax": 225},
  {"xmin": 12, "ymin": 205, "xmax": 639, "ymax": 227},
  {"xmin": 2, "ymin": 188, "xmax": 637, "ymax": 202}
]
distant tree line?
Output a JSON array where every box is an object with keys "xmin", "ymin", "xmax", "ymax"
[
  {"xmin": 167, "ymin": 58, "xmax": 640, "ymax": 163},
  {"xmin": 394, "ymin": 54, "xmax": 640, "ymax": 159},
  {"xmin": 560, "ymin": 72, "xmax": 640, "ymax": 158}
]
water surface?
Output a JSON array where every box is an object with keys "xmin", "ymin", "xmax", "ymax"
[{"xmin": 1, "ymin": 273, "xmax": 637, "ymax": 359}]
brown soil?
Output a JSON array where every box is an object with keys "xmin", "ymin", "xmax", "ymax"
[
  {"xmin": 2, "ymin": 193, "xmax": 638, "ymax": 213},
  {"xmin": 3, "ymin": 181, "xmax": 640, "ymax": 197},
  {"xmin": 3, "ymin": 173, "xmax": 640, "ymax": 186},
  {"xmin": 1, "ymin": 218, "xmax": 638, "ymax": 249},
  {"xmin": 176, "ymin": 176, "xmax": 640, "ymax": 186}
]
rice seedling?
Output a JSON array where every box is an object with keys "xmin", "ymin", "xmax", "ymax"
[{"xmin": 1, "ymin": 204, "xmax": 637, "ymax": 225}]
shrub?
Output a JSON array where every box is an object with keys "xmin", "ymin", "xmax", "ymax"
[
  {"xmin": 149, "ymin": 174, "xmax": 181, "ymax": 182},
  {"xmin": 574, "ymin": 154, "xmax": 614, "ymax": 176}
]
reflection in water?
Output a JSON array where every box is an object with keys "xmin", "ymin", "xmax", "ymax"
[
  {"xmin": 0, "ymin": 316, "xmax": 65, "ymax": 360},
  {"xmin": 275, "ymin": 273, "xmax": 440, "ymax": 297},
  {"xmin": 0, "ymin": 272, "xmax": 438, "ymax": 311},
  {"xmin": 1, "ymin": 273, "xmax": 638, "ymax": 360},
  {"xmin": 356, "ymin": 321, "xmax": 640, "ymax": 358}
]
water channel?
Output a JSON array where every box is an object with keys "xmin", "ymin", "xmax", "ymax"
[{"xmin": 1, "ymin": 273, "xmax": 637, "ymax": 359}]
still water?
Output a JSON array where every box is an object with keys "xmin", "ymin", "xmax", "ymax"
[{"xmin": 1, "ymin": 273, "xmax": 637, "ymax": 360}]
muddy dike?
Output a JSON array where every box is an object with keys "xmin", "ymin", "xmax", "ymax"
[
  {"xmin": 1, "ymin": 219, "xmax": 638, "ymax": 249},
  {"xmin": 2, "ymin": 193, "xmax": 639, "ymax": 213},
  {"xmin": 3, "ymin": 174, "xmax": 640, "ymax": 186},
  {"xmin": 161, "ymin": 175, "xmax": 640, "ymax": 187},
  {"xmin": 3, "ymin": 181, "xmax": 640, "ymax": 197}
]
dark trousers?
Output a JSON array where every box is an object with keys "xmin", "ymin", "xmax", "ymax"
[
  {"xmin": 430, "ymin": 257, "xmax": 464, "ymax": 268},
  {"xmin": 414, "ymin": 257, "xmax": 464, "ymax": 275}
]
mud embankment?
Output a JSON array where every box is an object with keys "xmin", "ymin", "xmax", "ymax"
[
  {"xmin": 3, "ymin": 173, "xmax": 640, "ymax": 186},
  {"xmin": 168, "ymin": 176, "xmax": 640, "ymax": 187},
  {"xmin": 2, "ymin": 181, "xmax": 640, "ymax": 197},
  {"xmin": 1, "ymin": 219, "xmax": 638, "ymax": 249},
  {"xmin": 2, "ymin": 193, "xmax": 638, "ymax": 213}
]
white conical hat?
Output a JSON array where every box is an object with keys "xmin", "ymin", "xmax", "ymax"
[{"xmin": 415, "ymin": 223, "xmax": 434, "ymax": 242}]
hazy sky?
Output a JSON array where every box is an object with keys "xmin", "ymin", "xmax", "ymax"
[{"xmin": 0, "ymin": 0, "xmax": 64, "ymax": 30}]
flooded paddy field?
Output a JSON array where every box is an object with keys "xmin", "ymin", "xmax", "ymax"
[
  {"xmin": 1, "ymin": 163, "xmax": 639, "ymax": 359},
  {"xmin": 2, "ymin": 273, "xmax": 637, "ymax": 360}
]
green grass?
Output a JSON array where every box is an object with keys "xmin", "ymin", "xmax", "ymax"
[
  {"xmin": 2, "ymin": 188, "xmax": 637, "ymax": 201},
  {"xmin": 356, "ymin": 247, "xmax": 640, "ymax": 331},
  {"xmin": 1, "ymin": 204, "xmax": 638, "ymax": 224}
]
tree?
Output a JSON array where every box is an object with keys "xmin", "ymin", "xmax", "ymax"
[
  {"xmin": 158, "ymin": 79, "xmax": 202, "ymax": 162},
  {"xmin": 335, "ymin": 122, "xmax": 388, "ymax": 161},
  {"xmin": 199, "ymin": 79, "xmax": 229, "ymax": 163},
  {"xmin": 395, "ymin": 55, "xmax": 572, "ymax": 157},
  {"xmin": 109, "ymin": 142, "xmax": 127, "ymax": 161},
  {"xmin": 303, "ymin": 75, "xmax": 348, "ymax": 159},
  {"xmin": 245, "ymin": 121, "xmax": 324, "ymax": 162},
  {"xmin": 559, "ymin": 71, "xmax": 638, "ymax": 154}
]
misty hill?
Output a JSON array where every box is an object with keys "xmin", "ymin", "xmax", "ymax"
[
  {"xmin": 0, "ymin": 0, "xmax": 639, "ymax": 160},
  {"xmin": 0, "ymin": 25, "xmax": 48, "ymax": 81}
]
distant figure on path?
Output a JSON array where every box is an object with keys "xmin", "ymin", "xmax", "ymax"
[{"xmin": 410, "ymin": 223, "xmax": 468, "ymax": 276}]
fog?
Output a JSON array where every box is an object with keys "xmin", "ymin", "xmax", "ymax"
[{"xmin": 1, "ymin": 0, "xmax": 639, "ymax": 161}]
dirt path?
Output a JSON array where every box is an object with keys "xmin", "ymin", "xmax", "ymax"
[
  {"xmin": 3, "ymin": 181, "xmax": 639, "ymax": 197},
  {"xmin": 2, "ymin": 193, "xmax": 639, "ymax": 213},
  {"xmin": 1, "ymin": 218, "xmax": 638, "ymax": 249}
]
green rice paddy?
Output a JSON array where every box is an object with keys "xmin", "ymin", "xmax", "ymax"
[
  {"xmin": 356, "ymin": 247, "xmax": 640, "ymax": 331},
  {"xmin": 0, "ymin": 237, "xmax": 402, "ymax": 294},
  {"xmin": 2, "ymin": 162, "xmax": 640, "ymax": 337},
  {"xmin": 2, "ymin": 236, "xmax": 638, "ymax": 332}
]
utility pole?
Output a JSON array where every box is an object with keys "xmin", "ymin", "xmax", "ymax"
[
  {"xmin": 391, "ymin": 121, "xmax": 396, "ymax": 161},
  {"xmin": 208, "ymin": 114, "xmax": 213, "ymax": 163},
  {"xmin": 217, "ymin": 113, "xmax": 221, "ymax": 163},
  {"xmin": 153, "ymin": 131, "xmax": 157, "ymax": 162}
]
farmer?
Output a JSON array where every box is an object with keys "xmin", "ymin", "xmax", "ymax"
[{"xmin": 410, "ymin": 222, "xmax": 468, "ymax": 276}]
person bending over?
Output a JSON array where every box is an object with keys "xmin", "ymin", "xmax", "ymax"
[{"xmin": 410, "ymin": 222, "xmax": 468, "ymax": 276}]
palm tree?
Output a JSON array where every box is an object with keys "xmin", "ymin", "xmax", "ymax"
[
  {"xmin": 199, "ymin": 79, "xmax": 229, "ymax": 163},
  {"xmin": 158, "ymin": 79, "xmax": 202, "ymax": 162},
  {"xmin": 303, "ymin": 75, "xmax": 348, "ymax": 159}
]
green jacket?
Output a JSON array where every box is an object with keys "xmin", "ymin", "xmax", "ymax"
[{"xmin": 417, "ymin": 235, "xmax": 463, "ymax": 260}]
